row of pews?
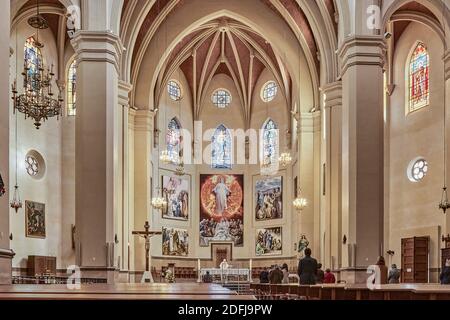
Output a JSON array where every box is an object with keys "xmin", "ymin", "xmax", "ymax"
[{"xmin": 250, "ymin": 283, "xmax": 450, "ymax": 300}]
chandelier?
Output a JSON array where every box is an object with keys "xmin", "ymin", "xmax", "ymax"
[
  {"xmin": 160, "ymin": 150, "xmax": 172, "ymax": 164},
  {"xmin": 174, "ymin": 160, "xmax": 185, "ymax": 176},
  {"xmin": 11, "ymin": 0, "xmax": 63, "ymax": 129},
  {"xmin": 10, "ymin": 185, "xmax": 23, "ymax": 213},
  {"xmin": 279, "ymin": 152, "xmax": 293, "ymax": 167},
  {"xmin": 293, "ymin": 189, "xmax": 308, "ymax": 212},
  {"xmin": 151, "ymin": 188, "xmax": 167, "ymax": 210}
]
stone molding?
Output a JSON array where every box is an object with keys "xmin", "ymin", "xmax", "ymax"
[
  {"xmin": 71, "ymin": 31, "xmax": 124, "ymax": 74},
  {"xmin": 338, "ymin": 36, "xmax": 386, "ymax": 77},
  {"xmin": 321, "ymin": 81, "xmax": 342, "ymax": 109},
  {"xmin": 0, "ymin": 248, "xmax": 15, "ymax": 260}
]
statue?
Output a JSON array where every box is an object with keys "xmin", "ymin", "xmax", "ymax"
[{"xmin": 298, "ymin": 235, "xmax": 309, "ymax": 256}]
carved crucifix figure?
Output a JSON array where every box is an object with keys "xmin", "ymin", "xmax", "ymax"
[{"xmin": 132, "ymin": 221, "xmax": 162, "ymax": 283}]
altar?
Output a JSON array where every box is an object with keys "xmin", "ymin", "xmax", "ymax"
[{"xmin": 200, "ymin": 268, "xmax": 251, "ymax": 283}]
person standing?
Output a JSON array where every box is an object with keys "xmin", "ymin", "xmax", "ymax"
[
  {"xmin": 388, "ymin": 264, "xmax": 401, "ymax": 284},
  {"xmin": 281, "ymin": 263, "xmax": 289, "ymax": 284},
  {"xmin": 298, "ymin": 248, "xmax": 318, "ymax": 285},
  {"xmin": 259, "ymin": 268, "xmax": 269, "ymax": 284},
  {"xmin": 316, "ymin": 263, "xmax": 325, "ymax": 284},
  {"xmin": 373, "ymin": 256, "xmax": 388, "ymax": 285},
  {"xmin": 269, "ymin": 265, "xmax": 283, "ymax": 284},
  {"xmin": 440, "ymin": 259, "xmax": 450, "ymax": 285}
]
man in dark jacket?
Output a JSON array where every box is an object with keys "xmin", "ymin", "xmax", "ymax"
[
  {"xmin": 298, "ymin": 248, "xmax": 318, "ymax": 285},
  {"xmin": 440, "ymin": 259, "xmax": 450, "ymax": 285},
  {"xmin": 269, "ymin": 265, "xmax": 283, "ymax": 284},
  {"xmin": 259, "ymin": 268, "xmax": 269, "ymax": 284}
]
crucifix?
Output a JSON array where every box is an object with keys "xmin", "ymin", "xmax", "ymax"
[{"xmin": 132, "ymin": 221, "xmax": 162, "ymax": 283}]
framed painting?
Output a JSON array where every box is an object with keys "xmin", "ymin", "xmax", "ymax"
[
  {"xmin": 199, "ymin": 174, "xmax": 244, "ymax": 247},
  {"xmin": 25, "ymin": 201, "xmax": 46, "ymax": 239},
  {"xmin": 161, "ymin": 175, "xmax": 189, "ymax": 221},
  {"xmin": 256, "ymin": 227, "xmax": 282, "ymax": 256},
  {"xmin": 162, "ymin": 227, "xmax": 189, "ymax": 256},
  {"xmin": 255, "ymin": 176, "xmax": 283, "ymax": 221}
]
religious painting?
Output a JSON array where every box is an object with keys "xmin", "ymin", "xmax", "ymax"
[
  {"xmin": 199, "ymin": 174, "xmax": 244, "ymax": 247},
  {"xmin": 25, "ymin": 201, "xmax": 46, "ymax": 239},
  {"xmin": 256, "ymin": 227, "xmax": 282, "ymax": 256},
  {"xmin": 162, "ymin": 227, "xmax": 189, "ymax": 256},
  {"xmin": 162, "ymin": 175, "xmax": 189, "ymax": 221},
  {"xmin": 255, "ymin": 176, "xmax": 283, "ymax": 221},
  {"xmin": 409, "ymin": 42, "xmax": 429, "ymax": 113}
]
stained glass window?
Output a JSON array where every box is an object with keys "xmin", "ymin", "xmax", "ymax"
[
  {"xmin": 24, "ymin": 37, "xmax": 42, "ymax": 91},
  {"xmin": 262, "ymin": 81, "xmax": 278, "ymax": 102},
  {"xmin": 212, "ymin": 89, "xmax": 232, "ymax": 108},
  {"xmin": 211, "ymin": 124, "xmax": 232, "ymax": 169},
  {"xmin": 262, "ymin": 119, "xmax": 279, "ymax": 166},
  {"xmin": 25, "ymin": 155, "xmax": 39, "ymax": 177},
  {"xmin": 67, "ymin": 59, "xmax": 77, "ymax": 116},
  {"xmin": 408, "ymin": 158, "xmax": 428, "ymax": 182},
  {"xmin": 409, "ymin": 43, "xmax": 429, "ymax": 113},
  {"xmin": 168, "ymin": 80, "xmax": 182, "ymax": 101},
  {"xmin": 167, "ymin": 117, "xmax": 182, "ymax": 163}
]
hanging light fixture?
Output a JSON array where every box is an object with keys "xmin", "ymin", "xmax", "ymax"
[
  {"xmin": 293, "ymin": 188, "xmax": 308, "ymax": 212},
  {"xmin": 439, "ymin": 1, "xmax": 449, "ymax": 214},
  {"xmin": 10, "ymin": 27, "xmax": 23, "ymax": 213},
  {"xmin": 279, "ymin": 152, "xmax": 293, "ymax": 168},
  {"xmin": 11, "ymin": 0, "xmax": 63, "ymax": 129},
  {"xmin": 151, "ymin": 187, "xmax": 167, "ymax": 210}
]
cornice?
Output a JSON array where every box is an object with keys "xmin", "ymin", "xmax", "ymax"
[
  {"xmin": 321, "ymin": 81, "xmax": 342, "ymax": 109},
  {"xmin": 71, "ymin": 31, "xmax": 124, "ymax": 74},
  {"xmin": 0, "ymin": 248, "xmax": 15, "ymax": 260},
  {"xmin": 338, "ymin": 36, "xmax": 386, "ymax": 77}
]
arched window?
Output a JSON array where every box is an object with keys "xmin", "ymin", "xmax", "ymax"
[
  {"xmin": 67, "ymin": 59, "xmax": 77, "ymax": 116},
  {"xmin": 24, "ymin": 37, "xmax": 43, "ymax": 91},
  {"xmin": 262, "ymin": 119, "xmax": 279, "ymax": 166},
  {"xmin": 167, "ymin": 80, "xmax": 182, "ymax": 101},
  {"xmin": 211, "ymin": 124, "xmax": 232, "ymax": 169},
  {"xmin": 408, "ymin": 42, "xmax": 429, "ymax": 113},
  {"xmin": 166, "ymin": 117, "xmax": 182, "ymax": 163}
]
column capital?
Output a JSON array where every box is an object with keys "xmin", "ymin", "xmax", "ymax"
[
  {"xmin": 338, "ymin": 36, "xmax": 386, "ymax": 77},
  {"xmin": 321, "ymin": 81, "xmax": 342, "ymax": 109},
  {"xmin": 134, "ymin": 109, "xmax": 155, "ymax": 132},
  {"xmin": 118, "ymin": 80, "xmax": 133, "ymax": 107},
  {"xmin": 71, "ymin": 31, "xmax": 124, "ymax": 74},
  {"xmin": 297, "ymin": 111, "xmax": 321, "ymax": 134}
]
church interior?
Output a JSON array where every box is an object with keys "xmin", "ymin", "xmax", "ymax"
[{"xmin": 0, "ymin": 0, "xmax": 450, "ymax": 301}]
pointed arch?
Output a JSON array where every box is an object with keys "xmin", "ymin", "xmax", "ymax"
[
  {"xmin": 211, "ymin": 124, "xmax": 232, "ymax": 169},
  {"xmin": 407, "ymin": 42, "xmax": 430, "ymax": 114},
  {"xmin": 261, "ymin": 118, "xmax": 279, "ymax": 166},
  {"xmin": 24, "ymin": 36, "xmax": 43, "ymax": 92},
  {"xmin": 67, "ymin": 58, "xmax": 77, "ymax": 116},
  {"xmin": 167, "ymin": 117, "xmax": 183, "ymax": 163}
]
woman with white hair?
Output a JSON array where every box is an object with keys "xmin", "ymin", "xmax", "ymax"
[{"xmin": 440, "ymin": 259, "xmax": 450, "ymax": 285}]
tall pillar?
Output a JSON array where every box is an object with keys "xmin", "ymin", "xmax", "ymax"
[
  {"xmin": 0, "ymin": 0, "xmax": 13, "ymax": 284},
  {"xmin": 117, "ymin": 81, "xmax": 133, "ymax": 279},
  {"xmin": 71, "ymin": 31, "xmax": 123, "ymax": 282},
  {"xmin": 445, "ymin": 50, "xmax": 450, "ymax": 236},
  {"xmin": 338, "ymin": 36, "xmax": 385, "ymax": 283},
  {"xmin": 322, "ymin": 82, "xmax": 343, "ymax": 271},
  {"xmin": 133, "ymin": 110, "xmax": 154, "ymax": 272}
]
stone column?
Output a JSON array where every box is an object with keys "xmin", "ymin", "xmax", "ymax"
[
  {"xmin": 71, "ymin": 31, "xmax": 123, "ymax": 282},
  {"xmin": 321, "ymin": 82, "xmax": 343, "ymax": 271},
  {"xmin": 338, "ymin": 36, "xmax": 386, "ymax": 283},
  {"xmin": 445, "ymin": 50, "xmax": 450, "ymax": 236},
  {"xmin": 133, "ymin": 110, "xmax": 154, "ymax": 272},
  {"xmin": 117, "ymin": 81, "xmax": 133, "ymax": 281},
  {"xmin": 0, "ymin": 0, "xmax": 13, "ymax": 284}
]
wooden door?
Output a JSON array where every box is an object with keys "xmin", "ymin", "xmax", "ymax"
[
  {"xmin": 401, "ymin": 237, "xmax": 429, "ymax": 283},
  {"xmin": 216, "ymin": 249, "xmax": 228, "ymax": 268}
]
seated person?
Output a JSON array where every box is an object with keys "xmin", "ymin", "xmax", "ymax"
[
  {"xmin": 440, "ymin": 259, "xmax": 450, "ymax": 285},
  {"xmin": 259, "ymin": 268, "xmax": 269, "ymax": 284},
  {"xmin": 202, "ymin": 271, "xmax": 213, "ymax": 283},
  {"xmin": 324, "ymin": 269, "xmax": 336, "ymax": 284}
]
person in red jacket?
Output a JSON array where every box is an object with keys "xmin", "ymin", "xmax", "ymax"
[{"xmin": 323, "ymin": 268, "xmax": 336, "ymax": 284}]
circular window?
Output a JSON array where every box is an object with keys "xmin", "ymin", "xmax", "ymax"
[
  {"xmin": 407, "ymin": 158, "xmax": 428, "ymax": 182},
  {"xmin": 212, "ymin": 89, "xmax": 232, "ymax": 108},
  {"xmin": 167, "ymin": 80, "xmax": 182, "ymax": 101},
  {"xmin": 25, "ymin": 150, "xmax": 46, "ymax": 180},
  {"xmin": 261, "ymin": 81, "xmax": 278, "ymax": 102}
]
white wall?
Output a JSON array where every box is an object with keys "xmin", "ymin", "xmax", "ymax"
[{"xmin": 387, "ymin": 22, "xmax": 446, "ymax": 282}]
